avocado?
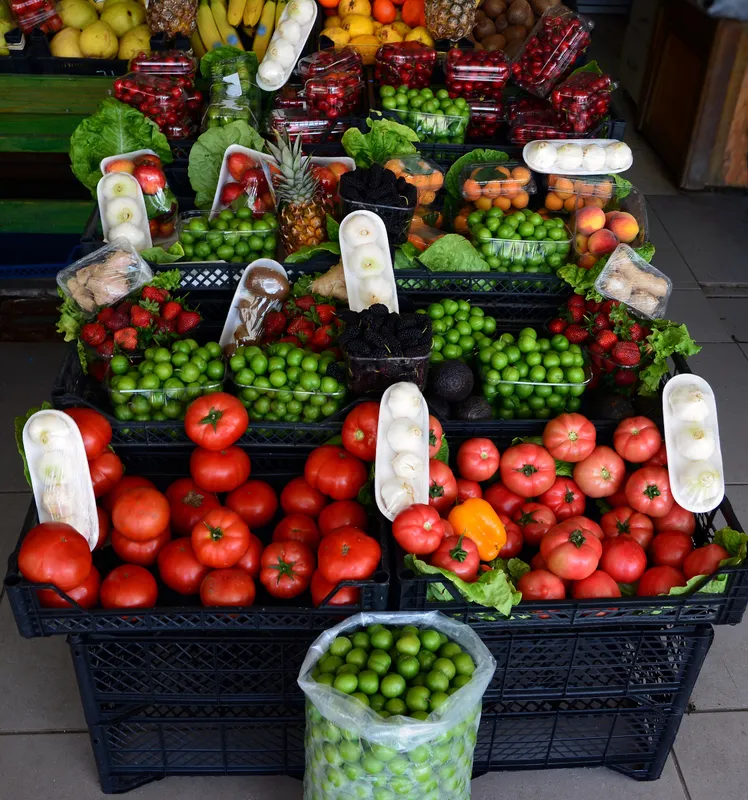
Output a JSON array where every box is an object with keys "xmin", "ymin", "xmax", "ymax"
[
  {"xmin": 428, "ymin": 361, "xmax": 474, "ymax": 403},
  {"xmin": 455, "ymin": 396, "xmax": 493, "ymax": 421},
  {"xmin": 425, "ymin": 394, "xmax": 450, "ymax": 421}
]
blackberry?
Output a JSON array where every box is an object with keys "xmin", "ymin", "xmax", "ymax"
[{"xmin": 368, "ymin": 303, "xmax": 390, "ymax": 317}]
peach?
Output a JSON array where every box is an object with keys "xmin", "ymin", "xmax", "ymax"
[
  {"xmin": 575, "ymin": 233, "xmax": 590, "ymax": 254},
  {"xmin": 604, "ymin": 211, "xmax": 618, "ymax": 226},
  {"xmin": 578, "ymin": 253, "xmax": 598, "ymax": 270},
  {"xmin": 105, "ymin": 159, "xmax": 135, "ymax": 174},
  {"xmin": 588, "ymin": 228, "xmax": 620, "ymax": 257},
  {"xmin": 576, "ymin": 206, "xmax": 606, "ymax": 236},
  {"xmin": 606, "ymin": 211, "xmax": 640, "ymax": 244}
]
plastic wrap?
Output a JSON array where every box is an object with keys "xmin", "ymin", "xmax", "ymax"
[
  {"xmin": 374, "ymin": 42, "xmax": 436, "ymax": 89},
  {"xmin": 595, "ymin": 244, "xmax": 671, "ymax": 320},
  {"xmin": 97, "ymin": 173, "xmax": 152, "ymax": 253}
]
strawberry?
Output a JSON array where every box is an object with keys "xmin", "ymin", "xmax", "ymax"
[
  {"xmin": 564, "ymin": 306, "xmax": 584, "ymax": 324},
  {"xmin": 629, "ymin": 323, "xmax": 645, "ymax": 342},
  {"xmin": 97, "ymin": 307, "xmax": 115, "ymax": 325},
  {"xmin": 176, "ymin": 311, "xmax": 201, "ymax": 334},
  {"xmin": 614, "ymin": 369, "xmax": 638, "ymax": 388},
  {"xmin": 118, "ymin": 301, "xmax": 134, "ymax": 315},
  {"xmin": 568, "ymin": 294, "xmax": 585, "ymax": 309},
  {"xmin": 287, "ymin": 318, "xmax": 315, "ymax": 342},
  {"xmin": 141, "ymin": 286, "xmax": 169, "ymax": 305},
  {"xmin": 612, "ymin": 341, "xmax": 641, "ymax": 366},
  {"xmin": 585, "ymin": 299, "xmax": 601, "ymax": 313},
  {"xmin": 315, "ymin": 304, "xmax": 336, "ymax": 324},
  {"xmin": 81, "ymin": 322, "xmax": 106, "ymax": 346},
  {"xmin": 105, "ymin": 310, "xmax": 129, "ymax": 332},
  {"xmin": 279, "ymin": 335, "xmax": 302, "ymax": 345},
  {"xmin": 565, "ymin": 324, "xmax": 589, "ymax": 344},
  {"xmin": 596, "ymin": 330, "xmax": 618, "ymax": 352},
  {"xmin": 548, "ymin": 318, "xmax": 567, "ymax": 334},
  {"xmin": 155, "ymin": 317, "xmax": 176, "ymax": 334},
  {"xmin": 294, "ymin": 295, "xmax": 315, "ymax": 311},
  {"xmin": 96, "ymin": 339, "xmax": 114, "ymax": 358},
  {"xmin": 310, "ymin": 325, "xmax": 335, "ymax": 350},
  {"xmin": 601, "ymin": 299, "xmax": 619, "ymax": 316},
  {"xmin": 130, "ymin": 306, "xmax": 154, "ymax": 329},
  {"xmin": 264, "ymin": 311, "xmax": 287, "ymax": 337},
  {"xmin": 588, "ymin": 312, "xmax": 611, "ymax": 333},
  {"xmin": 114, "ymin": 327, "xmax": 138, "ymax": 351},
  {"xmin": 161, "ymin": 301, "xmax": 183, "ymax": 321}
]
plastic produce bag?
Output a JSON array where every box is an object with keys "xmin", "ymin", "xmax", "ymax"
[
  {"xmin": 298, "ymin": 611, "xmax": 496, "ymax": 800},
  {"xmin": 703, "ymin": 0, "xmax": 748, "ymax": 20}
]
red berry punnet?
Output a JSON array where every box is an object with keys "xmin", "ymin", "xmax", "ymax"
[
  {"xmin": 466, "ymin": 100, "xmax": 505, "ymax": 140},
  {"xmin": 445, "ymin": 48, "xmax": 509, "ymax": 101},
  {"xmin": 374, "ymin": 42, "xmax": 437, "ymax": 90},
  {"xmin": 113, "ymin": 73, "xmax": 193, "ymax": 139},
  {"xmin": 551, "ymin": 71, "xmax": 615, "ymax": 135}
]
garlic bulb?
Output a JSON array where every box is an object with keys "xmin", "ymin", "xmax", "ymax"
[
  {"xmin": 27, "ymin": 413, "xmax": 69, "ymax": 448},
  {"xmin": 392, "ymin": 451, "xmax": 425, "ymax": 481},
  {"xmin": 380, "ymin": 478, "xmax": 416, "ymax": 517},
  {"xmin": 386, "ymin": 419, "xmax": 423, "ymax": 453},
  {"xmin": 680, "ymin": 461, "xmax": 723, "ymax": 508},
  {"xmin": 669, "ymin": 384, "xmax": 709, "ymax": 422},
  {"xmin": 676, "ymin": 424, "xmax": 716, "ymax": 461},
  {"xmin": 387, "ymin": 383, "xmax": 422, "ymax": 421}
]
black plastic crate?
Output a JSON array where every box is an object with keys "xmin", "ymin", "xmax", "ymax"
[{"xmin": 4, "ymin": 448, "xmax": 390, "ymax": 638}]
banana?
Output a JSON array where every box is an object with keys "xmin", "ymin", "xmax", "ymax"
[
  {"xmin": 211, "ymin": 0, "xmax": 244, "ymax": 49},
  {"xmin": 251, "ymin": 0, "xmax": 275, "ymax": 62},
  {"xmin": 227, "ymin": 0, "xmax": 245, "ymax": 27},
  {"xmin": 243, "ymin": 0, "xmax": 263, "ymax": 27},
  {"xmin": 274, "ymin": 0, "xmax": 287, "ymax": 26},
  {"xmin": 190, "ymin": 31, "xmax": 207, "ymax": 59},
  {"xmin": 197, "ymin": 0, "xmax": 223, "ymax": 51},
  {"xmin": 241, "ymin": 23, "xmax": 257, "ymax": 38}
]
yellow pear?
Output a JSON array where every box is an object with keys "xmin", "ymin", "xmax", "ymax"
[
  {"xmin": 376, "ymin": 24, "xmax": 402, "ymax": 43},
  {"xmin": 349, "ymin": 33, "xmax": 378, "ymax": 65},
  {"xmin": 372, "ymin": 20, "xmax": 382, "ymax": 32},
  {"xmin": 322, "ymin": 26, "xmax": 350, "ymax": 46},
  {"xmin": 102, "ymin": 0, "xmax": 129, "ymax": 9},
  {"xmin": 59, "ymin": 0, "xmax": 98, "ymax": 29},
  {"xmin": 118, "ymin": 24, "xmax": 151, "ymax": 59},
  {"xmin": 50, "ymin": 27, "xmax": 84, "ymax": 57},
  {"xmin": 100, "ymin": 0, "xmax": 144, "ymax": 37},
  {"xmin": 391, "ymin": 21, "xmax": 410, "ymax": 38},
  {"xmin": 324, "ymin": 14, "xmax": 341, "ymax": 28},
  {"xmin": 79, "ymin": 20, "xmax": 118, "ymax": 58},
  {"xmin": 341, "ymin": 14, "xmax": 373, "ymax": 37},
  {"xmin": 405, "ymin": 26, "xmax": 434, "ymax": 47},
  {"xmin": 338, "ymin": 0, "xmax": 370, "ymax": 19}
]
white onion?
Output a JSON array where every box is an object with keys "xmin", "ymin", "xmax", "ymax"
[
  {"xmin": 556, "ymin": 143, "xmax": 583, "ymax": 171},
  {"xmin": 27, "ymin": 414, "xmax": 69, "ymax": 447},
  {"xmin": 38, "ymin": 451, "xmax": 68, "ymax": 485},
  {"xmin": 676, "ymin": 424, "xmax": 716, "ymax": 461},
  {"xmin": 669, "ymin": 384, "xmax": 710, "ymax": 422},
  {"xmin": 526, "ymin": 141, "xmax": 557, "ymax": 170},
  {"xmin": 380, "ymin": 477, "xmax": 416, "ymax": 517},
  {"xmin": 605, "ymin": 142, "xmax": 632, "ymax": 170},
  {"xmin": 582, "ymin": 145, "xmax": 606, "ymax": 172},
  {"xmin": 680, "ymin": 461, "xmax": 722, "ymax": 508},
  {"xmin": 42, "ymin": 488, "xmax": 74, "ymax": 520},
  {"xmin": 387, "ymin": 383, "xmax": 422, "ymax": 421},
  {"xmin": 392, "ymin": 451, "xmax": 424, "ymax": 481},
  {"xmin": 386, "ymin": 419, "xmax": 423, "ymax": 453},
  {"xmin": 360, "ymin": 276, "xmax": 393, "ymax": 309}
]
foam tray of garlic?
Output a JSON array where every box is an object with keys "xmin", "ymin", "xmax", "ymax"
[{"xmin": 522, "ymin": 139, "xmax": 633, "ymax": 175}]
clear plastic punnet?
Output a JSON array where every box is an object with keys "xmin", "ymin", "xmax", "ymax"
[
  {"xmin": 382, "ymin": 154, "xmax": 444, "ymax": 207},
  {"xmin": 297, "ymin": 46, "xmax": 363, "ymax": 80},
  {"xmin": 202, "ymin": 96, "xmax": 257, "ymax": 131},
  {"xmin": 130, "ymin": 51, "xmax": 198, "ymax": 81},
  {"xmin": 460, "ymin": 160, "xmax": 536, "ymax": 205},
  {"xmin": 113, "ymin": 73, "xmax": 189, "ymax": 119},
  {"xmin": 595, "ymin": 244, "xmax": 672, "ymax": 320},
  {"xmin": 445, "ymin": 48, "xmax": 509, "ymax": 100},
  {"xmin": 8, "ymin": 0, "xmax": 61, "ymax": 34},
  {"xmin": 304, "ymin": 72, "xmax": 364, "ymax": 118},
  {"xmin": 387, "ymin": 108, "xmax": 469, "ymax": 145},
  {"xmin": 466, "ymin": 99, "xmax": 505, "ymax": 140},
  {"xmin": 267, "ymin": 108, "xmax": 351, "ymax": 142},
  {"xmin": 374, "ymin": 41, "xmax": 436, "ymax": 89},
  {"xmin": 299, "ymin": 611, "xmax": 495, "ymax": 800},
  {"xmin": 551, "ymin": 71, "xmax": 617, "ymax": 135}
]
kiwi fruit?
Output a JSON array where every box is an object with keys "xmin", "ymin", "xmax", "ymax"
[
  {"xmin": 481, "ymin": 33, "xmax": 506, "ymax": 51},
  {"xmin": 481, "ymin": 0, "xmax": 507, "ymax": 19},
  {"xmin": 531, "ymin": 0, "xmax": 562, "ymax": 14},
  {"xmin": 503, "ymin": 23, "xmax": 528, "ymax": 42},
  {"xmin": 473, "ymin": 16, "xmax": 496, "ymax": 40},
  {"xmin": 493, "ymin": 13, "xmax": 508, "ymax": 32},
  {"xmin": 503, "ymin": 38, "xmax": 524, "ymax": 58},
  {"xmin": 507, "ymin": 0, "xmax": 533, "ymax": 27}
]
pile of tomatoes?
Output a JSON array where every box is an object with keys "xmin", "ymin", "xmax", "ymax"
[
  {"xmin": 393, "ymin": 412, "xmax": 728, "ymax": 602},
  {"xmin": 19, "ymin": 398, "xmax": 384, "ymax": 612}
]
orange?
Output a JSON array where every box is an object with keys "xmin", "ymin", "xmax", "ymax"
[
  {"xmin": 492, "ymin": 196, "xmax": 511, "ymax": 211},
  {"xmin": 511, "ymin": 166, "xmax": 532, "ymax": 185},
  {"xmin": 474, "ymin": 197, "xmax": 493, "ymax": 211},
  {"xmin": 545, "ymin": 192, "xmax": 563, "ymax": 211},
  {"xmin": 594, "ymin": 178, "xmax": 613, "ymax": 199},
  {"xmin": 564, "ymin": 195, "xmax": 584, "ymax": 212},
  {"xmin": 497, "ymin": 165, "xmax": 512, "ymax": 179},
  {"xmin": 462, "ymin": 178, "xmax": 481, "ymax": 202},
  {"xmin": 553, "ymin": 177, "xmax": 574, "ymax": 200},
  {"xmin": 401, "ymin": 0, "xmax": 423, "ymax": 27},
  {"xmin": 502, "ymin": 180, "xmax": 520, "ymax": 199},
  {"xmin": 319, "ymin": 0, "xmax": 339, "ymax": 7},
  {"xmin": 453, "ymin": 214, "xmax": 469, "ymax": 234},
  {"xmin": 512, "ymin": 190, "xmax": 529, "ymax": 209},
  {"xmin": 373, "ymin": 0, "xmax": 396, "ymax": 23}
]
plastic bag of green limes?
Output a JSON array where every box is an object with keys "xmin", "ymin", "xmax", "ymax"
[{"xmin": 298, "ymin": 612, "xmax": 496, "ymax": 800}]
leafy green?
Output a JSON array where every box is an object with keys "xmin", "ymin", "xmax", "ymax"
[
  {"xmin": 444, "ymin": 149, "xmax": 508, "ymax": 199},
  {"xmin": 571, "ymin": 60, "xmax": 603, "ymax": 76},
  {"xmin": 405, "ymin": 554, "xmax": 521, "ymax": 616},
  {"xmin": 636, "ymin": 242, "xmax": 656, "ymax": 262},
  {"xmin": 285, "ymin": 241, "xmax": 341, "ymax": 263},
  {"xmin": 69, "ymin": 99, "xmax": 172, "ymax": 197},
  {"xmin": 199, "ymin": 47, "xmax": 255, "ymax": 79},
  {"xmin": 638, "ymin": 321, "xmax": 701, "ymax": 396},
  {"xmin": 341, "ymin": 117, "xmax": 419, "ymax": 168},
  {"xmin": 326, "ymin": 214, "xmax": 340, "ymax": 243},
  {"xmin": 667, "ymin": 528, "xmax": 748, "ymax": 596},
  {"xmin": 148, "ymin": 268, "xmax": 182, "ymax": 291},
  {"xmin": 433, "ymin": 435, "xmax": 449, "ymax": 464},
  {"xmin": 394, "ymin": 242, "xmax": 419, "ymax": 270},
  {"xmin": 140, "ymin": 243, "xmax": 185, "ymax": 265},
  {"xmin": 418, "ymin": 235, "xmax": 489, "ymax": 273},
  {"xmin": 57, "ymin": 292, "xmax": 86, "ymax": 343},
  {"xmin": 489, "ymin": 557, "xmax": 531, "ymax": 583},
  {"xmin": 188, "ymin": 121, "xmax": 265, "ymax": 209},
  {"xmin": 15, "ymin": 403, "xmax": 52, "ymax": 487},
  {"xmin": 611, "ymin": 173, "xmax": 633, "ymax": 199}
]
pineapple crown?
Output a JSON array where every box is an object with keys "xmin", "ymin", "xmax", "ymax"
[{"xmin": 266, "ymin": 131, "xmax": 320, "ymax": 205}]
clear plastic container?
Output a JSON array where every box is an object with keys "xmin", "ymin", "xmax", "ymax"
[
  {"xmin": 178, "ymin": 211, "xmax": 278, "ymax": 263},
  {"xmin": 386, "ymin": 108, "xmax": 469, "ymax": 144},
  {"xmin": 8, "ymin": 0, "xmax": 61, "ymax": 34},
  {"xmin": 272, "ymin": 84, "xmax": 307, "ymax": 110},
  {"xmin": 266, "ymin": 108, "xmax": 351, "ymax": 142},
  {"xmin": 374, "ymin": 41, "xmax": 436, "ymax": 89},
  {"xmin": 304, "ymin": 72, "xmax": 364, "ymax": 118},
  {"xmin": 339, "ymin": 179, "xmax": 416, "ymax": 246},
  {"xmin": 544, "ymin": 173, "xmax": 615, "ymax": 214},
  {"xmin": 424, "ymin": 0, "xmax": 475, "ymax": 43},
  {"xmin": 113, "ymin": 73, "xmax": 192, "ymax": 136},
  {"xmin": 510, "ymin": 6, "xmax": 594, "ymax": 99},
  {"xmin": 211, "ymin": 54, "xmax": 256, "ymax": 98},
  {"xmin": 345, "ymin": 352, "xmax": 430, "ymax": 394},
  {"xmin": 445, "ymin": 48, "xmax": 509, "ymax": 100},
  {"xmin": 508, "ymin": 109, "xmax": 571, "ymax": 143},
  {"xmin": 466, "ymin": 99, "xmax": 505, "ymax": 140},
  {"xmin": 595, "ymin": 244, "xmax": 672, "ymax": 320},
  {"xmin": 506, "ymin": 95, "xmax": 549, "ymax": 123},
  {"xmin": 460, "ymin": 160, "xmax": 536, "ymax": 204},
  {"xmin": 130, "ymin": 51, "xmax": 198, "ymax": 83},
  {"xmin": 551, "ymin": 71, "xmax": 616, "ymax": 135},
  {"xmin": 297, "ymin": 47, "xmax": 363, "ymax": 80},
  {"xmin": 202, "ymin": 97, "xmax": 257, "ymax": 130},
  {"xmin": 381, "ymin": 154, "xmax": 444, "ymax": 206},
  {"xmin": 525, "ymin": 139, "xmax": 633, "ymax": 176}
]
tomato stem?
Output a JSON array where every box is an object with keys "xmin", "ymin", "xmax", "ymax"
[
  {"xmin": 568, "ymin": 430, "xmax": 579, "ymax": 443},
  {"xmin": 569, "ymin": 530, "xmax": 587, "ymax": 548},
  {"xmin": 519, "ymin": 464, "xmax": 538, "ymax": 477},
  {"xmin": 204, "ymin": 522, "xmax": 224, "ymax": 541},
  {"xmin": 644, "ymin": 484, "xmax": 662, "ymax": 499},
  {"xmin": 564, "ymin": 489, "xmax": 575, "ymax": 504},
  {"xmin": 270, "ymin": 557, "xmax": 297, "ymax": 581},
  {"xmin": 200, "ymin": 407, "xmax": 224, "ymax": 432},
  {"xmin": 450, "ymin": 534, "xmax": 468, "ymax": 563},
  {"xmin": 429, "ymin": 484, "xmax": 445, "ymax": 499}
]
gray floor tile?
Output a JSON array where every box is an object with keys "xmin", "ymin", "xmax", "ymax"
[
  {"xmin": 625, "ymin": 147, "xmax": 679, "ymax": 196},
  {"xmin": 0, "ymin": 599, "xmax": 85, "ymax": 732},
  {"xmin": 709, "ymin": 298, "xmax": 748, "ymax": 342},
  {"xmin": 0, "ymin": 343, "xmax": 68, "ymax": 492},
  {"xmin": 675, "ymin": 711, "xmax": 748, "ymax": 800},
  {"xmin": 0, "ymin": 492, "xmax": 31, "ymax": 599},
  {"xmin": 690, "ymin": 623, "xmax": 748, "ymax": 712},
  {"xmin": 667, "ymin": 289, "xmax": 730, "ymax": 343},
  {"xmin": 648, "ymin": 194, "xmax": 748, "ymax": 286},
  {"xmin": 644, "ymin": 201, "xmax": 698, "ymax": 287}
]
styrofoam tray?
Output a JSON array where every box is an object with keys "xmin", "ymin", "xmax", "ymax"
[
  {"xmin": 340, "ymin": 210, "xmax": 398, "ymax": 313},
  {"xmin": 522, "ymin": 139, "xmax": 633, "ymax": 175},
  {"xmin": 22, "ymin": 410, "xmax": 98, "ymax": 550},
  {"xmin": 375, "ymin": 383, "xmax": 429, "ymax": 522},
  {"xmin": 97, "ymin": 173, "xmax": 152, "ymax": 252},
  {"xmin": 662, "ymin": 373, "xmax": 725, "ymax": 514},
  {"xmin": 256, "ymin": 0, "xmax": 318, "ymax": 92},
  {"xmin": 219, "ymin": 259, "xmax": 288, "ymax": 350}
]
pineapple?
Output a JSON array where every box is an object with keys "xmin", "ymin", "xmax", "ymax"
[
  {"xmin": 265, "ymin": 132, "xmax": 329, "ymax": 256},
  {"xmin": 424, "ymin": 0, "xmax": 476, "ymax": 42}
]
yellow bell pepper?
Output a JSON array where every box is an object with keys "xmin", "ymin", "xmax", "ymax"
[{"xmin": 448, "ymin": 498, "xmax": 507, "ymax": 562}]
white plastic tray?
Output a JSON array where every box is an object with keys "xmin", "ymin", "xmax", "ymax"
[
  {"xmin": 522, "ymin": 139, "xmax": 633, "ymax": 175},
  {"xmin": 256, "ymin": 1, "xmax": 318, "ymax": 93},
  {"xmin": 100, "ymin": 148, "xmax": 157, "ymax": 176},
  {"xmin": 662, "ymin": 373, "xmax": 725, "ymax": 514},
  {"xmin": 97, "ymin": 172, "xmax": 152, "ymax": 252},
  {"xmin": 375, "ymin": 382, "xmax": 429, "ymax": 522},
  {"xmin": 340, "ymin": 210, "xmax": 398, "ymax": 313},
  {"xmin": 22, "ymin": 410, "xmax": 98, "ymax": 551}
]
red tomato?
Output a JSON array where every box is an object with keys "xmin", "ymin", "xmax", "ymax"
[
  {"xmin": 540, "ymin": 524, "xmax": 603, "ymax": 580},
  {"xmin": 530, "ymin": 552, "xmax": 548, "ymax": 571},
  {"xmin": 483, "ymin": 483, "xmax": 524, "ymax": 517},
  {"xmin": 304, "ymin": 445, "xmax": 368, "ymax": 501},
  {"xmin": 166, "ymin": 478, "xmax": 221, "ymax": 538},
  {"xmin": 192, "ymin": 508, "xmax": 251, "ymax": 568},
  {"xmin": 499, "ymin": 444, "xmax": 556, "ymax": 498},
  {"xmin": 200, "ymin": 569, "xmax": 256, "ymax": 606},
  {"xmin": 64, "ymin": 408, "xmax": 112, "ymax": 460},
  {"xmin": 318, "ymin": 500, "xmax": 368, "ymax": 536},
  {"xmin": 538, "ymin": 477, "xmax": 585, "ymax": 521},
  {"xmin": 513, "ymin": 503, "xmax": 557, "ymax": 548},
  {"xmin": 158, "ymin": 539, "xmax": 210, "ymax": 595},
  {"xmin": 280, "ymin": 476, "xmax": 328, "ymax": 518},
  {"xmin": 625, "ymin": 467, "xmax": 673, "ymax": 518},
  {"xmin": 497, "ymin": 514, "xmax": 523, "ymax": 558},
  {"xmin": 428, "ymin": 415, "xmax": 444, "ymax": 458},
  {"xmin": 37, "ymin": 566, "xmax": 101, "ymax": 609},
  {"xmin": 112, "ymin": 526, "xmax": 171, "ymax": 566},
  {"xmin": 190, "ymin": 446, "xmax": 251, "ymax": 493},
  {"xmin": 19, "ymin": 522, "xmax": 92, "ymax": 591},
  {"xmin": 654, "ymin": 502, "xmax": 695, "ymax": 535},
  {"xmin": 557, "ymin": 516, "xmax": 604, "ymax": 541},
  {"xmin": 456, "ymin": 479, "xmax": 482, "ymax": 504},
  {"xmin": 517, "ymin": 570, "xmax": 566, "ymax": 600},
  {"xmin": 317, "ymin": 527, "xmax": 381, "ymax": 583},
  {"xmin": 430, "ymin": 534, "xmax": 480, "ymax": 581},
  {"xmin": 456, "ymin": 438, "xmax": 500, "ymax": 482},
  {"xmin": 683, "ymin": 544, "xmax": 730, "ymax": 580},
  {"xmin": 542, "ymin": 413, "xmax": 596, "ymax": 462},
  {"xmin": 95, "ymin": 506, "xmax": 109, "ymax": 550},
  {"xmin": 428, "ymin": 460, "xmax": 458, "ymax": 514},
  {"xmin": 112, "ymin": 487, "xmax": 170, "ymax": 542},
  {"xmin": 644, "ymin": 442, "xmax": 668, "ymax": 468},
  {"xmin": 573, "ymin": 446, "xmax": 625, "ymax": 498},
  {"xmin": 341, "ymin": 401, "xmax": 379, "ymax": 461},
  {"xmin": 310, "ymin": 570, "xmax": 360, "ymax": 607},
  {"xmin": 441, "ymin": 519, "xmax": 455, "ymax": 537},
  {"xmin": 613, "ymin": 416, "xmax": 662, "ymax": 463},
  {"xmin": 235, "ymin": 533, "xmax": 264, "ymax": 578},
  {"xmin": 392, "ymin": 504, "xmax": 444, "ymax": 555},
  {"xmin": 260, "ymin": 541, "xmax": 315, "ymax": 598},
  {"xmin": 600, "ymin": 535, "xmax": 647, "ymax": 583},
  {"xmin": 273, "ymin": 513, "xmax": 321, "ymax": 551},
  {"xmin": 102, "ymin": 476, "xmax": 155, "ymax": 513},
  {"xmin": 607, "ymin": 483, "xmax": 630, "ymax": 508},
  {"xmin": 649, "ymin": 531, "xmax": 694, "ymax": 569},
  {"xmin": 226, "ymin": 480, "xmax": 278, "ymax": 529},
  {"xmin": 184, "ymin": 393, "xmax": 248, "ymax": 451},
  {"xmin": 101, "ymin": 565, "xmax": 157, "ymax": 609},
  {"xmin": 637, "ymin": 566, "xmax": 687, "ymax": 596},
  {"xmin": 600, "ymin": 506, "xmax": 654, "ymax": 549},
  {"xmin": 572, "ymin": 571, "xmax": 621, "ymax": 599},
  {"xmin": 89, "ymin": 451, "xmax": 124, "ymax": 498}
]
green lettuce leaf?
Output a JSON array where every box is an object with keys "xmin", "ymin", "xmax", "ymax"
[
  {"xmin": 665, "ymin": 528, "xmax": 748, "ymax": 597},
  {"xmin": 433, "ymin": 435, "xmax": 449, "ymax": 464},
  {"xmin": 140, "ymin": 243, "xmax": 185, "ymax": 265},
  {"xmin": 188, "ymin": 121, "xmax": 265, "ymax": 209},
  {"xmin": 15, "ymin": 403, "xmax": 52, "ymax": 488},
  {"xmin": 638, "ymin": 321, "xmax": 701, "ymax": 396},
  {"xmin": 147, "ymin": 268, "xmax": 182, "ymax": 291},
  {"xmin": 571, "ymin": 60, "xmax": 603, "ymax": 76},
  {"xmin": 405, "ymin": 554, "xmax": 521, "ymax": 616},
  {"xmin": 69, "ymin": 99, "xmax": 172, "ymax": 197},
  {"xmin": 284, "ymin": 241, "xmax": 341, "ymax": 264},
  {"xmin": 326, "ymin": 214, "xmax": 340, "ymax": 243},
  {"xmin": 394, "ymin": 242, "xmax": 419, "ymax": 270},
  {"xmin": 418, "ymin": 234, "xmax": 489, "ymax": 273},
  {"xmin": 611, "ymin": 173, "xmax": 633, "ymax": 199},
  {"xmin": 341, "ymin": 117, "xmax": 419, "ymax": 168},
  {"xmin": 489, "ymin": 557, "xmax": 531, "ymax": 583},
  {"xmin": 199, "ymin": 46, "xmax": 255, "ymax": 79},
  {"xmin": 57, "ymin": 293, "xmax": 86, "ymax": 343},
  {"xmin": 444, "ymin": 149, "xmax": 509, "ymax": 199}
]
